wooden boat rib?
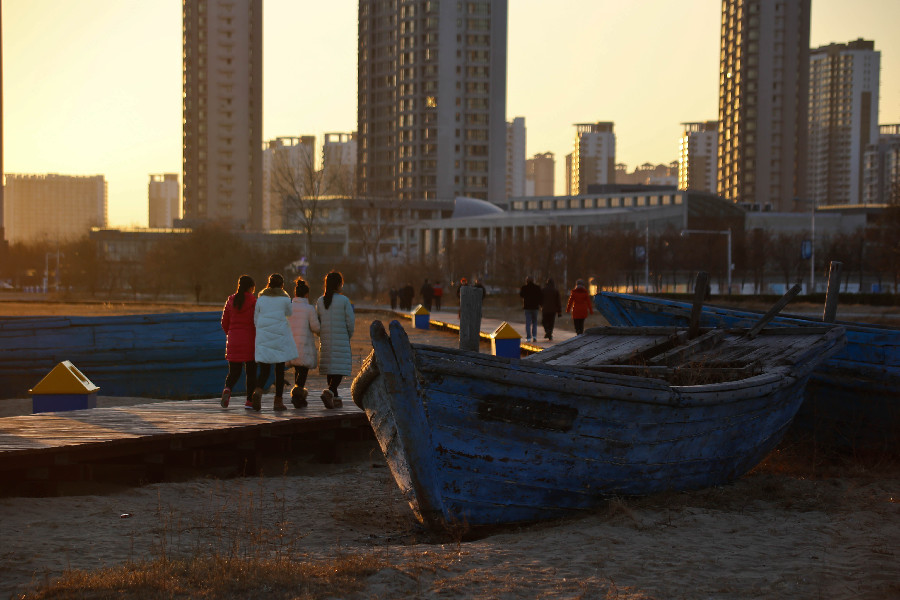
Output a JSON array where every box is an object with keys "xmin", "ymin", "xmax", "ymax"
[
  {"xmin": 352, "ymin": 320, "xmax": 845, "ymax": 532},
  {"xmin": 594, "ymin": 291, "xmax": 900, "ymax": 452}
]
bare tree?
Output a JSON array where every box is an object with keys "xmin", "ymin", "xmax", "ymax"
[
  {"xmin": 269, "ymin": 141, "xmax": 325, "ymax": 275},
  {"xmin": 346, "ymin": 198, "xmax": 406, "ymax": 297},
  {"xmin": 769, "ymin": 232, "xmax": 805, "ymax": 289}
]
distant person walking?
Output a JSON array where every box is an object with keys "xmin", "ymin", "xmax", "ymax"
[
  {"xmin": 566, "ymin": 279, "xmax": 594, "ymax": 335},
  {"xmin": 541, "ymin": 278, "xmax": 563, "ymax": 341},
  {"xmin": 473, "ymin": 279, "xmax": 487, "ymax": 301},
  {"xmin": 399, "ymin": 283, "xmax": 415, "ymax": 311},
  {"xmin": 519, "ymin": 276, "xmax": 543, "ymax": 342},
  {"xmin": 220, "ymin": 274, "xmax": 257, "ymax": 409},
  {"xmin": 251, "ymin": 273, "xmax": 298, "ymax": 412},
  {"xmin": 432, "ymin": 281, "xmax": 444, "ymax": 310},
  {"xmin": 286, "ymin": 277, "xmax": 320, "ymax": 408},
  {"xmin": 420, "ymin": 279, "xmax": 434, "ymax": 312},
  {"xmin": 316, "ymin": 271, "xmax": 355, "ymax": 409},
  {"xmin": 389, "ymin": 287, "xmax": 399, "ymax": 311}
]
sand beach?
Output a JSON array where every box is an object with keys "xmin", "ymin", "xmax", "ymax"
[{"xmin": 0, "ymin": 300, "xmax": 898, "ymax": 598}]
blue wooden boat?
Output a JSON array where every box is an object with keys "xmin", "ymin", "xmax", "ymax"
[
  {"xmin": 351, "ymin": 320, "xmax": 845, "ymax": 532},
  {"xmin": 594, "ymin": 291, "xmax": 900, "ymax": 452},
  {"xmin": 0, "ymin": 312, "xmax": 226, "ymax": 399}
]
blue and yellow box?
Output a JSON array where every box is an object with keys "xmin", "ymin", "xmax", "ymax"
[
  {"xmin": 412, "ymin": 304, "xmax": 430, "ymax": 329},
  {"xmin": 490, "ymin": 322, "xmax": 521, "ymax": 358},
  {"xmin": 29, "ymin": 361, "xmax": 100, "ymax": 413}
]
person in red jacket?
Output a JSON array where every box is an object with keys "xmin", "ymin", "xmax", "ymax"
[
  {"xmin": 220, "ymin": 274, "xmax": 258, "ymax": 408},
  {"xmin": 565, "ymin": 278, "xmax": 593, "ymax": 335}
]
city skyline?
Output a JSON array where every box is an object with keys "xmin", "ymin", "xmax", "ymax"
[{"xmin": 4, "ymin": 0, "xmax": 900, "ymax": 228}]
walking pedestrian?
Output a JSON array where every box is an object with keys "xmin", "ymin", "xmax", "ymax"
[
  {"xmin": 389, "ymin": 287, "xmax": 399, "ymax": 310},
  {"xmin": 519, "ymin": 276, "xmax": 543, "ymax": 342},
  {"xmin": 399, "ymin": 283, "xmax": 415, "ymax": 311},
  {"xmin": 316, "ymin": 271, "xmax": 355, "ymax": 409},
  {"xmin": 565, "ymin": 279, "xmax": 594, "ymax": 335},
  {"xmin": 420, "ymin": 279, "xmax": 434, "ymax": 312},
  {"xmin": 250, "ymin": 273, "xmax": 298, "ymax": 411},
  {"xmin": 220, "ymin": 274, "xmax": 257, "ymax": 409},
  {"xmin": 541, "ymin": 278, "xmax": 563, "ymax": 341},
  {"xmin": 286, "ymin": 277, "xmax": 320, "ymax": 408},
  {"xmin": 432, "ymin": 281, "xmax": 444, "ymax": 310}
]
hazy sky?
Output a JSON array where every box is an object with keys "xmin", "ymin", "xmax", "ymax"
[{"xmin": 4, "ymin": 0, "xmax": 899, "ymax": 228}]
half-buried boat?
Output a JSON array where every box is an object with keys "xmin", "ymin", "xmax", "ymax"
[
  {"xmin": 594, "ymin": 290, "xmax": 900, "ymax": 452},
  {"xmin": 351, "ymin": 319, "xmax": 845, "ymax": 532}
]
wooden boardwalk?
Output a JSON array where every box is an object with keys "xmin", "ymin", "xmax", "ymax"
[
  {"xmin": 0, "ymin": 398, "xmax": 370, "ymax": 495},
  {"xmin": 0, "ymin": 308, "xmax": 568, "ymax": 496}
]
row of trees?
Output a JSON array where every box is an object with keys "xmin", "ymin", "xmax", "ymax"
[
  {"xmin": 384, "ymin": 207, "xmax": 900, "ymax": 296},
  {"xmin": 3, "ymin": 208, "xmax": 898, "ymax": 303}
]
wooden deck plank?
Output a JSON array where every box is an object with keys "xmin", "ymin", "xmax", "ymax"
[{"xmin": 0, "ymin": 399, "xmax": 367, "ymax": 465}]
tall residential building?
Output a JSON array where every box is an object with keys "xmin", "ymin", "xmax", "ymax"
[
  {"xmin": 679, "ymin": 121, "xmax": 719, "ymax": 193},
  {"xmin": 717, "ymin": 0, "xmax": 810, "ymax": 212},
  {"xmin": 570, "ymin": 122, "xmax": 615, "ymax": 194},
  {"xmin": 525, "ymin": 152, "xmax": 555, "ymax": 196},
  {"xmin": 322, "ymin": 132, "xmax": 358, "ymax": 197},
  {"xmin": 506, "ymin": 116, "xmax": 526, "ymax": 199},
  {"xmin": 863, "ymin": 124, "xmax": 900, "ymax": 205},
  {"xmin": 148, "ymin": 174, "xmax": 181, "ymax": 228},
  {"xmin": 182, "ymin": 0, "xmax": 263, "ymax": 229},
  {"xmin": 808, "ymin": 39, "xmax": 880, "ymax": 206},
  {"xmin": 357, "ymin": 0, "xmax": 508, "ymax": 202},
  {"xmin": 565, "ymin": 153, "xmax": 573, "ymax": 196},
  {"xmin": 3, "ymin": 174, "xmax": 107, "ymax": 244},
  {"xmin": 262, "ymin": 136, "xmax": 316, "ymax": 231}
]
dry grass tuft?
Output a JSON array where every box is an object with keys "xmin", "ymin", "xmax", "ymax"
[{"xmin": 19, "ymin": 553, "xmax": 391, "ymax": 599}]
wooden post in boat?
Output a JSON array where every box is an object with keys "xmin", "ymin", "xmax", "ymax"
[
  {"xmin": 745, "ymin": 283, "xmax": 802, "ymax": 339},
  {"xmin": 823, "ymin": 261, "xmax": 843, "ymax": 323},
  {"xmin": 459, "ymin": 285, "xmax": 483, "ymax": 352},
  {"xmin": 689, "ymin": 271, "xmax": 710, "ymax": 339}
]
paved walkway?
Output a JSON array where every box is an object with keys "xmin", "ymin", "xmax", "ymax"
[{"xmin": 358, "ymin": 304, "xmax": 577, "ymax": 354}]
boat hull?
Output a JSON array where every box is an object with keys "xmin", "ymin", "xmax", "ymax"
[
  {"xmin": 352, "ymin": 320, "xmax": 836, "ymax": 531},
  {"xmin": 0, "ymin": 313, "xmax": 226, "ymax": 399},
  {"xmin": 594, "ymin": 292, "xmax": 900, "ymax": 452}
]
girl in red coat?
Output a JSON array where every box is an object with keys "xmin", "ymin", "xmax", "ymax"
[
  {"xmin": 220, "ymin": 274, "xmax": 258, "ymax": 408},
  {"xmin": 565, "ymin": 278, "xmax": 593, "ymax": 335}
]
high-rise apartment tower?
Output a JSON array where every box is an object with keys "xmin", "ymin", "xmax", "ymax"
[
  {"xmin": 3, "ymin": 174, "xmax": 107, "ymax": 244},
  {"xmin": 717, "ymin": 0, "xmax": 810, "ymax": 211},
  {"xmin": 526, "ymin": 152, "xmax": 555, "ymax": 196},
  {"xmin": 262, "ymin": 136, "xmax": 316, "ymax": 231},
  {"xmin": 148, "ymin": 174, "xmax": 181, "ymax": 228},
  {"xmin": 506, "ymin": 116, "xmax": 526, "ymax": 199},
  {"xmin": 679, "ymin": 121, "xmax": 718, "ymax": 193},
  {"xmin": 322, "ymin": 132, "xmax": 358, "ymax": 197},
  {"xmin": 357, "ymin": 0, "xmax": 508, "ymax": 202},
  {"xmin": 863, "ymin": 124, "xmax": 900, "ymax": 205},
  {"xmin": 182, "ymin": 0, "xmax": 263, "ymax": 229},
  {"xmin": 571, "ymin": 122, "xmax": 615, "ymax": 194},
  {"xmin": 808, "ymin": 39, "xmax": 880, "ymax": 206}
]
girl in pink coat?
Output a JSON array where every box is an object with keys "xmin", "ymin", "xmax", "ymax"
[
  {"xmin": 220, "ymin": 274, "xmax": 257, "ymax": 408},
  {"xmin": 286, "ymin": 277, "xmax": 320, "ymax": 408}
]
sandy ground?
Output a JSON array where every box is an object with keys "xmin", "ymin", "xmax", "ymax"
[{"xmin": 1, "ymin": 301, "xmax": 899, "ymax": 598}]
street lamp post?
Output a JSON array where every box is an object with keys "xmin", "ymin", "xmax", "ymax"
[{"xmin": 681, "ymin": 229, "xmax": 733, "ymax": 294}]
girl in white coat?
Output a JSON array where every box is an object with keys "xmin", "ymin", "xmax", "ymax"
[
  {"xmin": 251, "ymin": 273, "xmax": 298, "ymax": 411},
  {"xmin": 286, "ymin": 277, "xmax": 320, "ymax": 408},
  {"xmin": 316, "ymin": 271, "xmax": 355, "ymax": 408}
]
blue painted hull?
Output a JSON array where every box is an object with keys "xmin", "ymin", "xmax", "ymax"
[
  {"xmin": 594, "ymin": 292, "xmax": 900, "ymax": 452},
  {"xmin": 0, "ymin": 312, "xmax": 227, "ymax": 399},
  {"xmin": 351, "ymin": 320, "xmax": 843, "ymax": 531}
]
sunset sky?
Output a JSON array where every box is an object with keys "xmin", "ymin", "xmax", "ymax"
[{"xmin": 4, "ymin": 0, "xmax": 899, "ymax": 228}]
